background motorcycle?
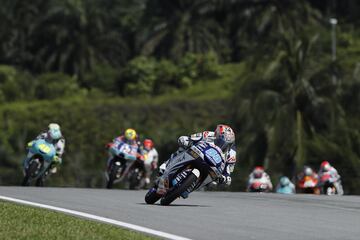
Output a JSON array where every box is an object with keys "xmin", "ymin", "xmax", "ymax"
[
  {"xmin": 319, "ymin": 173, "xmax": 338, "ymax": 195},
  {"xmin": 22, "ymin": 139, "xmax": 56, "ymax": 186},
  {"xmin": 297, "ymin": 176, "xmax": 320, "ymax": 194},
  {"xmin": 248, "ymin": 179, "xmax": 271, "ymax": 193},
  {"xmin": 106, "ymin": 142, "xmax": 138, "ymax": 189},
  {"xmin": 145, "ymin": 142, "xmax": 225, "ymax": 206}
]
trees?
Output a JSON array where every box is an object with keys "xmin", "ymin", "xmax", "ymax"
[
  {"xmin": 138, "ymin": 0, "xmax": 227, "ymax": 60},
  {"xmin": 29, "ymin": 0, "xmax": 129, "ymax": 83}
]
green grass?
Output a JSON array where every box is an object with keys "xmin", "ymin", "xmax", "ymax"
[{"xmin": 0, "ymin": 200, "xmax": 158, "ymax": 240}]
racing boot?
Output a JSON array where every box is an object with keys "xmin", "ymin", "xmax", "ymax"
[{"xmin": 156, "ymin": 176, "xmax": 169, "ymax": 195}]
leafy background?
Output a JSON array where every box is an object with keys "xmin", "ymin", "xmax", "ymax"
[{"xmin": 0, "ymin": 0, "xmax": 359, "ymax": 193}]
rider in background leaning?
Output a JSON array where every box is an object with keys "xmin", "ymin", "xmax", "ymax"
[
  {"xmin": 106, "ymin": 128, "xmax": 141, "ymax": 171},
  {"xmin": 317, "ymin": 160, "xmax": 344, "ymax": 195},
  {"xmin": 275, "ymin": 176, "xmax": 296, "ymax": 194},
  {"xmin": 24, "ymin": 123, "xmax": 65, "ymax": 174},
  {"xmin": 157, "ymin": 124, "xmax": 237, "ymax": 195},
  {"xmin": 141, "ymin": 139, "xmax": 159, "ymax": 186},
  {"xmin": 297, "ymin": 165, "xmax": 318, "ymax": 182}
]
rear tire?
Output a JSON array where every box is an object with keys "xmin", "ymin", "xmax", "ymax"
[
  {"xmin": 160, "ymin": 172, "xmax": 198, "ymax": 206},
  {"xmin": 129, "ymin": 171, "xmax": 139, "ymax": 190}
]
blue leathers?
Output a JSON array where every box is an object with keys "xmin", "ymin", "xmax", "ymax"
[{"xmin": 158, "ymin": 130, "xmax": 237, "ymax": 194}]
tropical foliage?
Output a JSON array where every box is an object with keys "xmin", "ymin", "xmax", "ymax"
[{"xmin": 0, "ymin": 0, "xmax": 359, "ymax": 193}]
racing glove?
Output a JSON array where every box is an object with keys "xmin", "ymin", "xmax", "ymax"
[
  {"xmin": 53, "ymin": 156, "xmax": 62, "ymax": 165},
  {"xmin": 218, "ymin": 175, "xmax": 232, "ymax": 186},
  {"xmin": 27, "ymin": 141, "xmax": 34, "ymax": 149}
]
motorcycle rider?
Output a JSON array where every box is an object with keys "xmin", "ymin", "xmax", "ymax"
[
  {"xmin": 317, "ymin": 161, "xmax": 343, "ymax": 195},
  {"xmin": 141, "ymin": 139, "xmax": 159, "ymax": 186},
  {"xmin": 24, "ymin": 123, "xmax": 65, "ymax": 174},
  {"xmin": 157, "ymin": 124, "xmax": 237, "ymax": 195},
  {"xmin": 106, "ymin": 128, "xmax": 142, "ymax": 175},
  {"xmin": 247, "ymin": 166, "xmax": 273, "ymax": 192},
  {"xmin": 275, "ymin": 176, "xmax": 296, "ymax": 194},
  {"xmin": 297, "ymin": 165, "xmax": 318, "ymax": 182}
]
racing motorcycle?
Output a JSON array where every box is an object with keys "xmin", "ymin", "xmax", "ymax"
[
  {"xmin": 297, "ymin": 175, "xmax": 320, "ymax": 194},
  {"xmin": 145, "ymin": 141, "xmax": 225, "ymax": 206},
  {"xmin": 22, "ymin": 139, "xmax": 56, "ymax": 186},
  {"xmin": 106, "ymin": 142, "xmax": 139, "ymax": 189},
  {"xmin": 248, "ymin": 178, "xmax": 272, "ymax": 192},
  {"xmin": 318, "ymin": 172, "xmax": 338, "ymax": 195}
]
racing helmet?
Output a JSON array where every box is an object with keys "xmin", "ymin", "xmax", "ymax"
[
  {"xmin": 124, "ymin": 128, "xmax": 137, "ymax": 141},
  {"xmin": 253, "ymin": 166, "xmax": 264, "ymax": 179},
  {"xmin": 320, "ymin": 161, "xmax": 331, "ymax": 172},
  {"xmin": 143, "ymin": 139, "xmax": 154, "ymax": 150},
  {"xmin": 214, "ymin": 124, "xmax": 235, "ymax": 152},
  {"xmin": 304, "ymin": 166, "xmax": 313, "ymax": 176},
  {"xmin": 48, "ymin": 123, "xmax": 62, "ymax": 140}
]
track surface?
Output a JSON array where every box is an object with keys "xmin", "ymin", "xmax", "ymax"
[{"xmin": 0, "ymin": 187, "xmax": 359, "ymax": 240}]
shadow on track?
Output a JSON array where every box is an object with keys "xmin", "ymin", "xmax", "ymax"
[{"xmin": 137, "ymin": 203, "xmax": 210, "ymax": 207}]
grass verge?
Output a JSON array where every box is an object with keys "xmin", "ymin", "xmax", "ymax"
[{"xmin": 0, "ymin": 200, "xmax": 158, "ymax": 240}]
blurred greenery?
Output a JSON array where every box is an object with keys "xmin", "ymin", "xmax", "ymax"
[{"xmin": 0, "ymin": 0, "xmax": 359, "ymax": 194}]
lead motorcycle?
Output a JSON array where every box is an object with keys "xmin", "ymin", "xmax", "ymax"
[
  {"xmin": 22, "ymin": 139, "xmax": 56, "ymax": 186},
  {"xmin": 145, "ymin": 141, "xmax": 225, "ymax": 206}
]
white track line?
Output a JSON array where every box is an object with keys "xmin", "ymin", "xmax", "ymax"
[{"xmin": 0, "ymin": 195, "xmax": 191, "ymax": 240}]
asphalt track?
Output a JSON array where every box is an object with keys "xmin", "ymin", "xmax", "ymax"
[{"xmin": 0, "ymin": 187, "xmax": 359, "ymax": 240}]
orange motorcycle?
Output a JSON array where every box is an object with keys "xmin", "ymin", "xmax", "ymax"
[{"xmin": 297, "ymin": 175, "xmax": 320, "ymax": 194}]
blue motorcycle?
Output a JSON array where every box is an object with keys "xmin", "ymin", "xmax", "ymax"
[
  {"xmin": 106, "ymin": 142, "xmax": 139, "ymax": 189},
  {"xmin": 276, "ymin": 176, "xmax": 295, "ymax": 194},
  {"xmin": 145, "ymin": 141, "xmax": 226, "ymax": 205},
  {"xmin": 22, "ymin": 139, "xmax": 56, "ymax": 186}
]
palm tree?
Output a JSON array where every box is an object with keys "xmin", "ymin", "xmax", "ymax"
[
  {"xmin": 138, "ymin": 0, "xmax": 228, "ymax": 60},
  {"xmin": 232, "ymin": 30, "xmax": 343, "ymax": 179},
  {"xmin": 29, "ymin": 0, "xmax": 130, "ymax": 83},
  {"xmin": 223, "ymin": 0, "xmax": 322, "ymax": 61},
  {"xmin": 0, "ymin": 0, "xmax": 49, "ymax": 67}
]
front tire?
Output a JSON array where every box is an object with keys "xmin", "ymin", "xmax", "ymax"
[
  {"xmin": 21, "ymin": 160, "xmax": 39, "ymax": 186},
  {"xmin": 160, "ymin": 172, "xmax": 198, "ymax": 206},
  {"xmin": 107, "ymin": 165, "xmax": 120, "ymax": 189},
  {"xmin": 145, "ymin": 187, "xmax": 161, "ymax": 204},
  {"xmin": 35, "ymin": 177, "xmax": 44, "ymax": 187}
]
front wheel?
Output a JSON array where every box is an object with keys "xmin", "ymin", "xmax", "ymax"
[
  {"xmin": 35, "ymin": 177, "xmax": 44, "ymax": 187},
  {"xmin": 107, "ymin": 165, "xmax": 120, "ymax": 189},
  {"xmin": 21, "ymin": 160, "xmax": 39, "ymax": 186},
  {"xmin": 145, "ymin": 187, "xmax": 161, "ymax": 204},
  {"xmin": 160, "ymin": 171, "xmax": 198, "ymax": 206}
]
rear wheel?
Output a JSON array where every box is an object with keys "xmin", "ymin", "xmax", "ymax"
[
  {"xmin": 160, "ymin": 172, "xmax": 198, "ymax": 206},
  {"xmin": 129, "ymin": 169, "xmax": 141, "ymax": 190}
]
